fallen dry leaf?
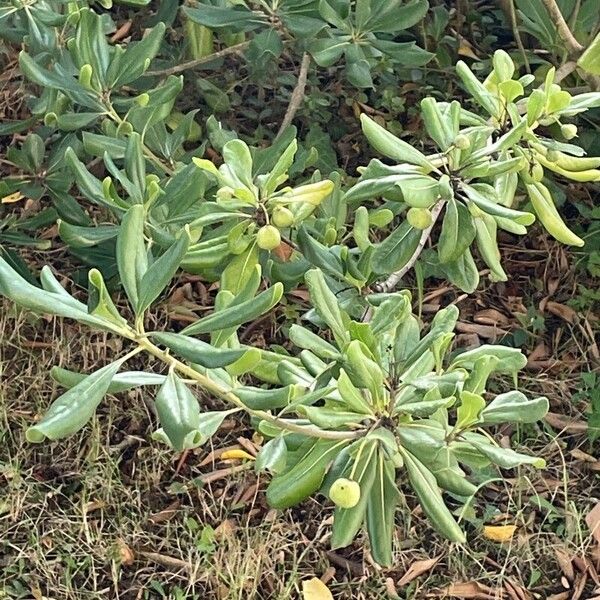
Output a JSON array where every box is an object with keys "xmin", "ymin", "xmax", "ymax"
[
  {"xmin": 1, "ymin": 192, "xmax": 25, "ymax": 204},
  {"xmin": 220, "ymin": 448, "xmax": 255, "ymax": 461},
  {"xmin": 443, "ymin": 581, "xmax": 496, "ymax": 599},
  {"xmin": 398, "ymin": 555, "xmax": 441, "ymax": 586},
  {"xmin": 545, "ymin": 301, "xmax": 577, "ymax": 324},
  {"xmin": 302, "ymin": 577, "xmax": 334, "ymax": 600},
  {"xmin": 483, "ymin": 524, "xmax": 517, "ymax": 543},
  {"xmin": 117, "ymin": 539, "xmax": 135, "ymax": 566},
  {"xmin": 545, "ymin": 413, "xmax": 587, "ymax": 433},
  {"xmin": 586, "ymin": 502, "xmax": 600, "ymax": 545},
  {"xmin": 554, "ymin": 547, "xmax": 575, "ymax": 581},
  {"xmin": 457, "ymin": 37, "xmax": 480, "ymax": 60}
]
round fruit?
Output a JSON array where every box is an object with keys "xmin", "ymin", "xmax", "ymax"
[
  {"xmin": 216, "ymin": 186, "xmax": 234, "ymax": 201},
  {"xmin": 561, "ymin": 123, "xmax": 578, "ymax": 140},
  {"xmin": 407, "ymin": 207, "xmax": 433, "ymax": 230},
  {"xmin": 329, "ymin": 478, "xmax": 361, "ymax": 509},
  {"xmin": 454, "ymin": 134, "xmax": 471, "ymax": 150},
  {"xmin": 272, "ymin": 206, "xmax": 294, "ymax": 228},
  {"xmin": 531, "ymin": 162, "xmax": 544, "ymax": 182},
  {"xmin": 256, "ymin": 225, "xmax": 281, "ymax": 250}
]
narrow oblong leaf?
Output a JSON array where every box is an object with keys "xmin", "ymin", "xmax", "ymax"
[
  {"xmin": 116, "ymin": 205, "xmax": 148, "ymax": 312},
  {"xmin": 155, "ymin": 370, "xmax": 205, "ymax": 451},
  {"xmin": 27, "ymin": 358, "xmax": 125, "ymax": 442},
  {"xmin": 137, "ymin": 229, "xmax": 190, "ymax": 313},
  {"xmin": 401, "ymin": 448, "xmax": 466, "ymax": 543},
  {"xmin": 182, "ymin": 283, "xmax": 283, "ymax": 336},
  {"xmin": 151, "ymin": 332, "xmax": 258, "ymax": 369},
  {"xmin": 366, "ymin": 453, "xmax": 399, "ymax": 566}
]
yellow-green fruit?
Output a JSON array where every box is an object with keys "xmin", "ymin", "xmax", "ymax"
[
  {"xmin": 561, "ymin": 123, "xmax": 578, "ymax": 140},
  {"xmin": 272, "ymin": 206, "xmax": 294, "ymax": 228},
  {"xmin": 216, "ymin": 186, "xmax": 234, "ymax": 201},
  {"xmin": 407, "ymin": 207, "xmax": 433, "ymax": 230},
  {"xmin": 546, "ymin": 149, "xmax": 560, "ymax": 163},
  {"xmin": 329, "ymin": 478, "xmax": 361, "ymax": 509},
  {"xmin": 454, "ymin": 134, "xmax": 471, "ymax": 150},
  {"xmin": 256, "ymin": 225, "xmax": 281, "ymax": 250},
  {"xmin": 531, "ymin": 162, "xmax": 544, "ymax": 182}
]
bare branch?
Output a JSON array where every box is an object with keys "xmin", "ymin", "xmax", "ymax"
[
  {"xmin": 540, "ymin": 0, "xmax": 584, "ymax": 55},
  {"xmin": 276, "ymin": 52, "xmax": 311, "ymax": 139},
  {"xmin": 146, "ymin": 41, "xmax": 251, "ymax": 77}
]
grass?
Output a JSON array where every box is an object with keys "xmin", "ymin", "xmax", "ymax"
[{"xmin": 1, "ymin": 274, "xmax": 599, "ymax": 599}]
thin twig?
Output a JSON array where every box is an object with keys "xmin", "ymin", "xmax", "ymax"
[
  {"xmin": 540, "ymin": 0, "xmax": 583, "ymax": 55},
  {"xmin": 276, "ymin": 52, "xmax": 311, "ymax": 139},
  {"xmin": 507, "ymin": 0, "xmax": 530, "ymax": 73},
  {"xmin": 146, "ymin": 41, "xmax": 251, "ymax": 77},
  {"xmin": 376, "ymin": 200, "xmax": 446, "ymax": 294}
]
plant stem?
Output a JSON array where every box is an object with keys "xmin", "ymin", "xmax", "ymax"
[
  {"xmin": 136, "ymin": 336, "xmax": 363, "ymax": 441},
  {"xmin": 146, "ymin": 42, "xmax": 251, "ymax": 78},
  {"xmin": 507, "ymin": 0, "xmax": 530, "ymax": 73},
  {"xmin": 276, "ymin": 52, "xmax": 311, "ymax": 139},
  {"xmin": 376, "ymin": 200, "xmax": 446, "ymax": 294},
  {"xmin": 540, "ymin": 0, "xmax": 583, "ymax": 55}
]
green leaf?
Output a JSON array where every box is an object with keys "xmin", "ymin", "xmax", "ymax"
[
  {"xmin": 88, "ymin": 269, "xmax": 127, "ymax": 327},
  {"xmin": 401, "ymin": 448, "xmax": 466, "ymax": 542},
  {"xmin": 372, "ymin": 221, "xmax": 421, "ymax": 275},
  {"xmin": 464, "ymin": 434, "xmax": 545, "ymax": 468},
  {"xmin": 455, "ymin": 390, "xmax": 486, "ymax": 430},
  {"xmin": 51, "ymin": 366, "xmax": 165, "ymax": 394},
  {"xmin": 182, "ymin": 283, "xmax": 283, "ymax": 336},
  {"xmin": 116, "ymin": 205, "xmax": 148, "ymax": 312},
  {"xmin": 331, "ymin": 441, "xmax": 378, "ymax": 549},
  {"xmin": 0, "ymin": 259, "xmax": 118, "ymax": 332},
  {"xmin": 74, "ymin": 9, "xmax": 111, "ymax": 87},
  {"xmin": 58, "ymin": 221, "xmax": 119, "ymax": 248},
  {"xmin": 151, "ymin": 332, "xmax": 258, "ymax": 369},
  {"xmin": 221, "ymin": 243, "xmax": 259, "ymax": 295},
  {"xmin": 360, "ymin": 114, "xmax": 433, "ymax": 168},
  {"xmin": 451, "ymin": 345, "xmax": 527, "ymax": 374},
  {"xmin": 155, "ymin": 370, "xmax": 203, "ymax": 451},
  {"xmin": 438, "ymin": 199, "xmax": 476, "ymax": 264},
  {"xmin": 107, "ymin": 22, "xmax": 166, "ymax": 87},
  {"xmin": 26, "ymin": 358, "xmax": 125, "ymax": 442},
  {"xmin": 255, "ymin": 436, "xmax": 288, "ymax": 474},
  {"xmin": 289, "ymin": 324, "xmax": 341, "ymax": 360},
  {"xmin": 442, "ymin": 249, "xmax": 480, "ymax": 293},
  {"xmin": 267, "ymin": 439, "xmax": 347, "ymax": 509},
  {"xmin": 481, "ymin": 391, "xmax": 549, "ymax": 424},
  {"xmin": 183, "ymin": 4, "xmax": 265, "ymax": 32},
  {"xmin": 366, "ymin": 453, "xmax": 399, "ymax": 566},
  {"xmin": 577, "ymin": 31, "xmax": 600, "ymax": 75},
  {"xmin": 222, "ymin": 138, "xmax": 255, "ymax": 190},
  {"xmin": 137, "ymin": 229, "xmax": 190, "ymax": 313},
  {"xmin": 366, "ymin": 0, "xmax": 429, "ymax": 32},
  {"xmin": 304, "ymin": 269, "xmax": 349, "ymax": 347}
]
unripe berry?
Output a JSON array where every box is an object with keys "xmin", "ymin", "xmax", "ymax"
[
  {"xmin": 256, "ymin": 225, "xmax": 281, "ymax": 250},
  {"xmin": 561, "ymin": 123, "xmax": 578, "ymax": 140},
  {"xmin": 272, "ymin": 206, "xmax": 294, "ymax": 228},
  {"xmin": 216, "ymin": 186, "xmax": 234, "ymax": 201},
  {"xmin": 531, "ymin": 162, "xmax": 544, "ymax": 182},
  {"xmin": 329, "ymin": 478, "xmax": 361, "ymax": 509},
  {"xmin": 454, "ymin": 134, "xmax": 471, "ymax": 150},
  {"xmin": 407, "ymin": 207, "xmax": 433, "ymax": 230}
]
